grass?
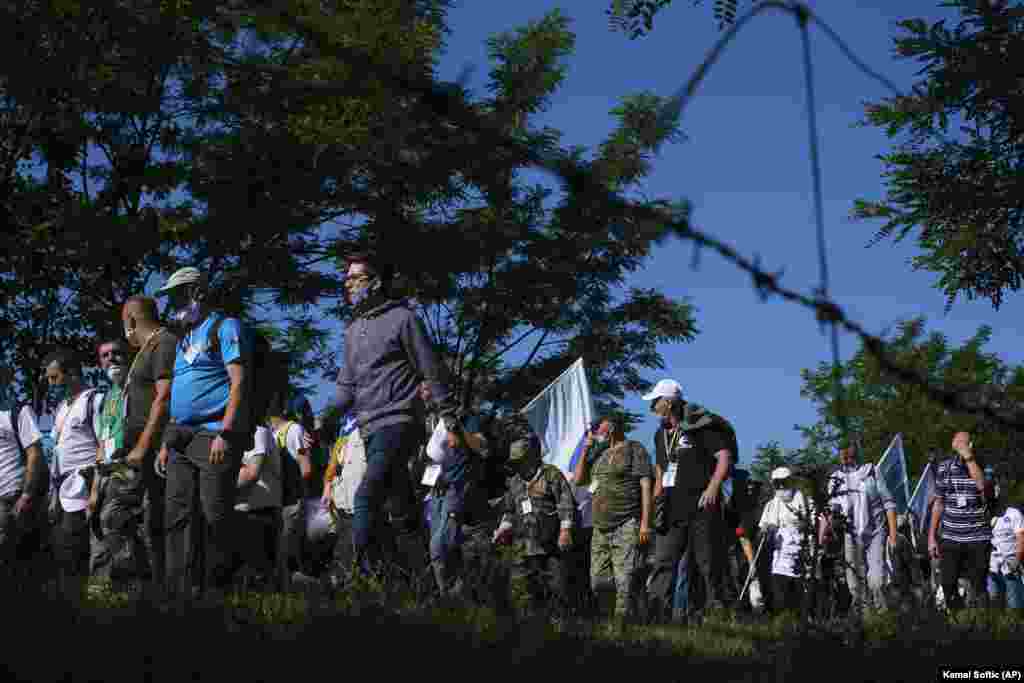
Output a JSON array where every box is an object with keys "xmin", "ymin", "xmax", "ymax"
[{"xmin": 7, "ymin": 573, "xmax": 1024, "ymax": 683}]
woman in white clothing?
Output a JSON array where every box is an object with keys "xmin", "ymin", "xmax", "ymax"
[{"xmin": 759, "ymin": 467, "xmax": 817, "ymax": 614}]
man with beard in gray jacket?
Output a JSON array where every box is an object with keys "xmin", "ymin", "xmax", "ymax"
[{"xmin": 325, "ymin": 251, "xmax": 458, "ymax": 578}]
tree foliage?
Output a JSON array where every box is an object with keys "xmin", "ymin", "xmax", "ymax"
[
  {"xmin": 0, "ymin": 0, "xmax": 453, "ymax": 404},
  {"xmin": 0, "ymin": 2, "xmax": 699, "ymax": 427},
  {"xmin": 797, "ymin": 317, "xmax": 1024, "ymax": 480},
  {"xmin": 395, "ymin": 11, "xmax": 698, "ymax": 428},
  {"xmin": 854, "ymin": 0, "xmax": 1024, "ymax": 310},
  {"xmin": 749, "ymin": 427, "xmax": 835, "ymax": 483},
  {"xmin": 606, "ymin": 0, "xmax": 744, "ymax": 38}
]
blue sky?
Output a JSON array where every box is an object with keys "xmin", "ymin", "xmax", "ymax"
[{"xmin": 304, "ymin": 1, "xmax": 1024, "ymax": 466}]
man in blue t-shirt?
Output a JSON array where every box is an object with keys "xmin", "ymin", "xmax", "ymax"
[{"xmin": 156, "ymin": 267, "xmax": 251, "ymax": 603}]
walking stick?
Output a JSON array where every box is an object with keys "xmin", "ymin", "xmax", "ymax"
[{"xmin": 739, "ymin": 532, "xmax": 768, "ymax": 603}]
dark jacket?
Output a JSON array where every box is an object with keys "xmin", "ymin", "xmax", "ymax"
[{"xmin": 330, "ymin": 297, "xmax": 455, "ymax": 436}]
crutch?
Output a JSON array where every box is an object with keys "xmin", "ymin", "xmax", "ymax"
[{"xmin": 739, "ymin": 531, "xmax": 768, "ymax": 604}]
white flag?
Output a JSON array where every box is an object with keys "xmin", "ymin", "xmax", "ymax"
[{"xmin": 520, "ymin": 358, "xmax": 595, "ymax": 475}]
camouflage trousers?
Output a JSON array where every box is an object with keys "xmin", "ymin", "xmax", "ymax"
[
  {"xmin": 90, "ymin": 469, "xmax": 163, "ymax": 584},
  {"xmin": 591, "ymin": 517, "xmax": 645, "ymax": 618}
]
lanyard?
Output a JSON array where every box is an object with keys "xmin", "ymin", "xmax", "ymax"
[
  {"xmin": 664, "ymin": 427, "xmax": 682, "ymax": 460},
  {"xmin": 54, "ymin": 389, "xmax": 89, "ymax": 448},
  {"xmin": 53, "ymin": 389, "xmax": 90, "ymax": 476},
  {"xmin": 124, "ymin": 328, "xmax": 166, "ymax": 391},
  {"xmin": 122, "ymin": 328, "xmax": 166, "ymax": 422}
]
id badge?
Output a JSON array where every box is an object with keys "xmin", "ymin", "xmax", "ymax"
[
  {"xmin": 421, "ymin": 464, "xmax": 441, "ymax": 487},
  {"xmin": 521, "ymin": 498, "xmax": 533, "ymax": 515},
  {"xmin": 182, "ymin": 344, "xmax": 200, "ymax": 365},
  {"xmin": 958, "ymin": 494, "xmax": 967, "ymax": 509},
  {"xmin": 662, "ymin": 463, "xmax": 677, "ymax": 489},
  {"xmin": 589, "ymin": 480, "xmax": 599, "ymax": 495},
  {"xmin": 104, "ymin": 438, "xmax": 117, "ymax": 462}
]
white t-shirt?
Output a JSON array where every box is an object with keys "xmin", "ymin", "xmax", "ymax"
[
  {"xmin": 990, "ymin": 507, "xmax": 1024, "ymax": 574},
  {"xmin": 53, "ymin": 390, "xmax": 104, "ymax": 473},
  {"xmin": 759, "ymin": 491, "xmax": 816, "ymax": 579},
  {"xmin": 236, "ymin": 426, "xmax": 280, "ymax": 512},
  {"xmin": 53, "ymin": 390, "xmax": 104, "ymax": 512},
  {"xmin": 0, "ymin": 406, "xmax": 44, "ymax": 498}
]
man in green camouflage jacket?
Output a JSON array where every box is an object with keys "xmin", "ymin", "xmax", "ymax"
[{"xmin": 493, "ymin": 434, "xmax": 577, "ymax": 614}]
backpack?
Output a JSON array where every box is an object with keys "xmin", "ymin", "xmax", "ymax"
[
  {"xmin": 272, "ymin": 421, "xmax": 304, "ymax": 509},
  {"xmin": 727, "ymin": 468, "xmax": 753, "ymax": 527},
  {"xmin": 3, "ymin": 402, "xmax": 26, "ymax": 461},
  {"xmin": 208, "ymin": 315, "xmax": 282, "ymax": 453},
  {"xmin": 4, "ymin": 401, "xmax": 50, "ymax": 496},
  {"xmin": 54, "ymin": 389, "xmax": 102, "ymax": 450},
  {"xmin": 709, "ymin": 413, "xmax": 740, "ymax": 465}
]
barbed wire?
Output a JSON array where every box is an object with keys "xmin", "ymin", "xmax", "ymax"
[{"xmin": 238, "ymin": 2, "xmax": 1024, "ymax": 433}]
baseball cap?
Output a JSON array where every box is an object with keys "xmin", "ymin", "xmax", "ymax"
[
  {"xmin": 508, "ymin": 437, "xmax": 540, "ymax": 463},
  {"xmin": 155, "ymin": 267, "xmax": 207, "ymax": 296},
  {"xmin": 770, "ymin": 467, "xmax": 793, "ymax": 481},
  {"xmin": 641, "ymin": 379, "xmax": 683, "ymax": 402}
]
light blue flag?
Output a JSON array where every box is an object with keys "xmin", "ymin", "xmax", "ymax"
[
  {"xmin": 907, "ymin": 462, "xmax": 935, "ymax": 541},
  {"xmin": 877, "ymin": 434, "xmax": 911, "ymax": 516},
  {"xmin": 521, "ymin": 358, "xmax": 595, "ymax": 475}
]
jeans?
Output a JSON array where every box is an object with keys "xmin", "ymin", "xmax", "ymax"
[
  {"xmin": 429, "ymin": 493, "xmax": 463, "ymax": 559},
  {"xmin": 988, "ymin": 572, "xmax": 1024, "ymax": 609},
  {"xmin": 939, "ymin": 540, "xmax": 991, "ymax": 610},
  {"xmin": 165, "ymin": 432, "xmax": 243, "ymax": 598},
  {"xmin": 672, "ymin": 551, "xmax": 689, "ymax": 612},
  {"xmin": 844, "ymin": 531, "xmax": 887, "ymax": 610},
  {"xmin": 352, "ymin": 422, "xmax": 420, "ymax": 568},
  {"xmin": 429, "ymin": 490, "xmax": 463, "ymax": 593}
]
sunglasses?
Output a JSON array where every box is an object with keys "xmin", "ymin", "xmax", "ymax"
[{"xmin": 772, "ymin": 479, "xmax": 792, "ymax": 490}]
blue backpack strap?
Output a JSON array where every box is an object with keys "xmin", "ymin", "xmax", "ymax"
[{"xmin": 206, "ymin": 314, "xmax": 226, "ymax": 359}]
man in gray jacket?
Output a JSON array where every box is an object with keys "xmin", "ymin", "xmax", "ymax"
[{"xmin": 326, "ymin": 251, "xmax": 457, "ymax": 576}]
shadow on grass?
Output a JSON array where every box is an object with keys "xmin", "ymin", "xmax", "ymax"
[{"xmin": 7, "ymin": 571, "xmax": 1024, "ymax": 683}]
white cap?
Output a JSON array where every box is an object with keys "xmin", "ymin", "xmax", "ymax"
[
  {"xmin": 155, "ymin": 267, "xmax": 207, "ymax": 296},
  {"xmin": 770, "ymin": 466, "xmax": 793, "ymax": 481},
  {"xmin": 641, "ymin": 379, "xmax": 683, "ymax": 402}
]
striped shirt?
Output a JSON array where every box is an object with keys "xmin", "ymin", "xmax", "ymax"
[{"xmin": 935, "ymin": 456, "xmax": 991, "ymax": 544}]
